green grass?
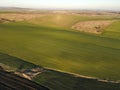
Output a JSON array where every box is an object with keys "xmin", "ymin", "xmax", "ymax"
[
  {"xmin": 0, "ymin": 18, "xmax": 120, "ymax": 81},
  {"xmin": 33, "ymin": 69, "xmax": 120, "ymax": 90},
  {"xmin": 0, "ymin": 14, "xmax": 120, "ymax": 90},
  {"xmin": 0, "ymin": 52, "xmax": 120, "ymax": 90},
  {"xmin": 0, "ymin": 52, "xmax": 37, "ymax": 71},
  {"xmin": 102, "ymin": 20, "xmax": 120, "ymax": 39},
  {"xmin": 0, "ymin": 11, "xmax": 17, "ymax": 14}
]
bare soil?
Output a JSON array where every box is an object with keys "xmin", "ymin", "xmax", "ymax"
[
  {"xmin": 0, "ymin": 13, "xmax": 44, "ymax": 22},
  {"xmin": 72, "ymin": 20, "xmax": 114, "ymax": 34}
]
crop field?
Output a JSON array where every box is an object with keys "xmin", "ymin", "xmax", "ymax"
[
  {"xmin": 0, "ymin": 52, "xmax": 120, "ymax": 90},
  {"xmin": 0, "ymin": 12, "xmax": 120, "ymax": 89}
]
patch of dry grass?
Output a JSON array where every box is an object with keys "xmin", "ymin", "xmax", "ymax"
[
  {"xmin": 72, "ymin": 20, "xmax": 114, "ymax": 34},
  {"xmin": 0, "ymin": 13, "xmax": 44, "ymax": 22}
]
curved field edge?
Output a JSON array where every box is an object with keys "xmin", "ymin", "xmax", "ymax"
[
  {"xmin": 33, "ymin": 69, "xmax": 120, "ymax": 90},
  {"xmin": 0, "ymin": 52, "xmax": 120, "ymax": 90}
]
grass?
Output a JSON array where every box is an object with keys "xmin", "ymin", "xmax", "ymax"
[
  {"xmin": 0, "ymin": 52, "xmax": 37, "ymax": 71},
  {"xmin": 0, "ymin": 14, "xmax": 120, "ymax": 90},
  {"xmin": 33, "ymin": 69, "xmax": 120, "ymax": 90},
  {"xmin": 0, "ymin": 52, "xmax": 120, "ymax": 90},
  {"xmin": 28, "ymin": 14, "xmax": 115, "ymax": 28},
  {"xmin": 102, "ymin": 20, "xmax": 120, "ymax": 39},
  {"xmin": 0, "ymin": 15, "xmax": 120, "ymax": 81}
]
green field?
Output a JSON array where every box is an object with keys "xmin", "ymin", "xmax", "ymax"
[
  {"xmin": 0, "ymin": 14, "xmax": 120, "ymax": 89},
  {"xmin": 33, "ymin": 69, "xmax": 120, "ymax": 90},
  {"xmin": 0, "ymin": 52, "xmax": 120, "ymax": 90}
]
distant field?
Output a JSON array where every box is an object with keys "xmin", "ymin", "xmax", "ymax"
[
  {"xmin": 72, "ymin": 20, "xmax": 114, "ymax": 34},
  {"xmin": 0, "ymin": 13, "xmax": 44, "ymax": 21},
  {"xmin": 0, "ymin": 13, "xmax": 120, "ymax": 81},
  {"xmin": 28, "ymin": 14, "xmax": 116, "ymax": 28},
  {"xmin": 102, "ymin": 20, "xmax": 120, "ymax": 39}
]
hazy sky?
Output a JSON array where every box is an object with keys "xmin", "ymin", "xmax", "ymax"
[{"xmin": 0, "ymin": 0, "xmax": 120, "ymax": 10}]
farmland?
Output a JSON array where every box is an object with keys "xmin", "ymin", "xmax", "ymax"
[
  {"xmin": 0, "ymin": 11, "xmax": 120, "ymax": 89},
  {"xmin": 0, "ymin": 52, "xmax": 120, "ymax": 90}
]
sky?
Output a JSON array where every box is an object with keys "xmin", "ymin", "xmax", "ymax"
[{"xmin": 0, "ymin": 0, "xmax": 120, "ymax": 10}]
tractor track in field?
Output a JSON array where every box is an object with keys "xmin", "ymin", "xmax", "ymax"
[{"xmin": 0, "ymin": 70, "xmax": 49, "ymax": 90}]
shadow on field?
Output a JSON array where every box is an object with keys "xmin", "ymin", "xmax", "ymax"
[{"xmin": 0, "ymin": 52, "xmax": 41, "ymax": 71}]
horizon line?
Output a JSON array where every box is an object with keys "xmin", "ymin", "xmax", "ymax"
[{"xmin": 0, "ymin": 6, "xmax": 120, "ymax": 12}]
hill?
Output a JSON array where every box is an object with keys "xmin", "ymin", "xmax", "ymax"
[
  {"xmin": 0, "ymin": 19, "xmax": 120, "ymax": 80},
  {"xmin": 0, "ymin": 13, "xmax": 120, "ymax": 89}
]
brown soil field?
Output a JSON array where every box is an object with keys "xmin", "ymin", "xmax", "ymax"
[
  {"xmin": 72, "ymin": 20, "xmax": 115, "ymax": 34},
  {"xmin": 0, "ymin": 13, "xmax": 44, "ymax": 22}
]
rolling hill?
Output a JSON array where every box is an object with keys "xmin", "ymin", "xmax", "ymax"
[{"xmin": 0, "ymin": 13, "xmax": 120, "ymax": 89}]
